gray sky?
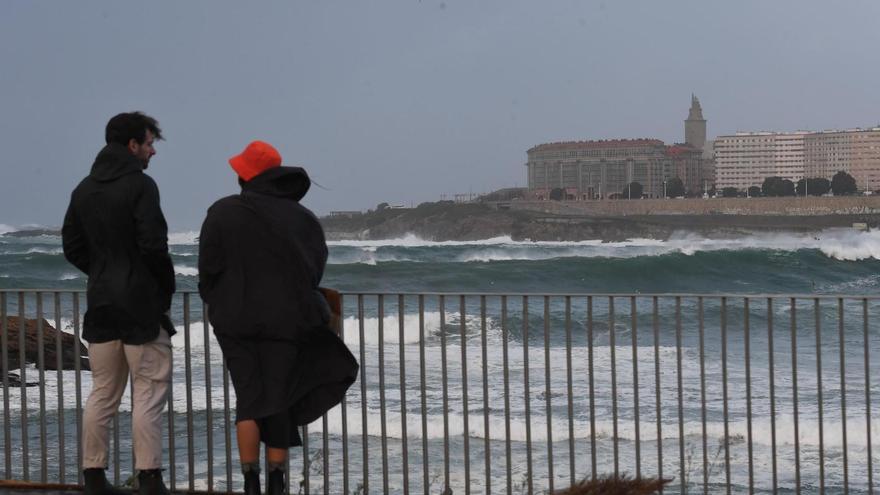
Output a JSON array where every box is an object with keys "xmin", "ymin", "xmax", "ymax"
[{"xmin": 2, "ymin": 1, "xmax": 879, "ymax": 230}]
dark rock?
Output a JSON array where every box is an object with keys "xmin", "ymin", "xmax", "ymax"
[
  {"xmin": 0, "ymin": 372, "xmax": 39, "ymax": 387},
  {"xmin": 1, "ymin": 316, "xmax": 90, "ymax": 372}
]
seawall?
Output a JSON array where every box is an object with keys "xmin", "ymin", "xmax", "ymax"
[{"xmin": 504, "ymin": 196, "xmax": 880, "ymax": 216}]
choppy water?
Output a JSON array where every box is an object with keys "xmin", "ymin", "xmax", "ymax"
[{"xmin": 1, "ymin": 227, "xmax": 879, "ymax": 494}]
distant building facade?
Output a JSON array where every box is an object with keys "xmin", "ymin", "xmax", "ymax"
[
  {"xmin": 714, "ymin": 127, "xmax": 880, "ymax": 191},
  {"xmin": 526, "ymin": 96, "xmax": 712, "ymax": 199},
  {"xmin": 714, "ymin": 132, "xmax": 808, "ymax": 190},
  {"xmin": 804, "ymin": 128, "xmax": 880, "ymax": 192},
  {"xmin": 527, "ymin": 139, "xmax": 668, "ymax": 199}
]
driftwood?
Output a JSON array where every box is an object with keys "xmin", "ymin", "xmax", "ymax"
[
  {"xmin": 1, "ymin": 316, "xmax": 90, "ymax": 372},
  {"xmin": 553, "ymin": 475, "xmax": 671, "ymax": 495}
]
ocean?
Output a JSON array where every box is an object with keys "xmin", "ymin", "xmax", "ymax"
[{"xmin": 1, "ymin": 226, "xmax": 879, "ymax": 494}]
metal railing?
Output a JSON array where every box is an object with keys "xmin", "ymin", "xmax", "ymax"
[{"xmin": 0, "ymin": 289, "xmax": 878, "ymax": 494}]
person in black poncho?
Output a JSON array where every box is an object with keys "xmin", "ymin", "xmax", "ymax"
[{"xmin": 198, "ymin": 140, "xmax": 358, "ymax": 495}]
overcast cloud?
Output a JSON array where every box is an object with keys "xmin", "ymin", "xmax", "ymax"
[{"xmin": 1, "ymin": 1, "xmax": 879, "ymax": 230}]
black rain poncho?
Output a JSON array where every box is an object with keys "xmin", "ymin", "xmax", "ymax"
[{"xmin": 198, "ymin": 166, "xmax": 357, "ymax": 447}]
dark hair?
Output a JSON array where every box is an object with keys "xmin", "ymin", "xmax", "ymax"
[{"xmin": 104, "ymin": 111, "xmax": 163, "ymax": 145}]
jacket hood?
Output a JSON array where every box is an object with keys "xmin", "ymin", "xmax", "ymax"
[
  {"xmin": 242, "ymin": 166, "xmax": 311, "ymax": 201},
  {"xmin": 89, "ymin": 143, "xmax": 144, "ymax": 182}
]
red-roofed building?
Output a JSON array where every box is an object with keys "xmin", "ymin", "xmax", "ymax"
[{"xmin": 525, "ymin": 97, "xmax": 713, "ymax": 199}]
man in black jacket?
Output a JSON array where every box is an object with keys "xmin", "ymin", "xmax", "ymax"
[{"xmin": 63, "ymin": 112, "xmax": 175, "ymax": 495}]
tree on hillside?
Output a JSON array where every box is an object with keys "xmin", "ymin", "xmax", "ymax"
[
  {"xmin": 721, "ymin": 187, "xmax": 739, "ymax": 198},
  {"xmin": 796, "ymin": 178, "xmax": 832, "ymax": 196},
  {"xmin": 831, "ymin": 171, "xmax": 857, "ymax": 196},
  {"xmin": 747, "ymin": 186, "xmax": 762, "ymax": 197},
  {"xmin": 664, "ymin": 177, "xmax": 685, "ymax": 198},
  {"xmin": 622, "ymin": 182, "xmax": 643, "ymax": 199}
]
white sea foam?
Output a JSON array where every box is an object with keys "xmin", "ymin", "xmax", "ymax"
[
  {"xmin": 174, "ymin": 265, "xmax": 198, "ymax": 277},
  {"xmin": 168, "ymin": 230, "xmax": 199, "ymax": 245},
  {"xmin": 0, "ymin": 224, "xmax": 16, "ymax": 235},
  {"xmin": 326, "ymin": 229, "xmax": 880, "ymax": 264},
  {"xmin": 60, "ymin": 272, "xmax": 81, "ymax": 280},
  {"xmin": 328, "ymin": 234, "xmax": 522, "ymax": 248}
]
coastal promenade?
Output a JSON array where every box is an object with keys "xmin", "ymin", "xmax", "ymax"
[
  {"xmin": 1, "ymin": 289, "xmax": 878, "ymax": 494},
  {"xmin": 507, "ymin": 196, "xmax": 880, "ymax": 217}
]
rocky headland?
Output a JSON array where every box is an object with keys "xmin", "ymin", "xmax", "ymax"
[{"xmin": 321, "ymin": 197, "xmax": 880, "ymax": 242}]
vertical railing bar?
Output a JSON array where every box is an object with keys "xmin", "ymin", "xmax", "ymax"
[
  {"xmin": 676, "ymin": 296, "xmax": 684, "ymax": 495},
  {"xmin": 565, "ymin": 296, "xmax": 575, "ymax": 487},
  {"xmin": 399, "ymin": 295, "xmax": 409, "ymax": 495},
  {"xmin": 698, "ymin": 297, "xmax": 708, "ymax": 494},
  {"xmin": 481, "ymin": 295, "xmax": 491, "ymax": 495},
  {"xmin": 502, "ymin": 296, "xmax": 512, "ymax": 495},
  {"xmin": 815, "ymin": 298, "xmax": 825, "ymax": 493},
  {"xmin": 357, "ymin": 295, "xmax": 368, "ymax": 495},
  {"xmin": 587, "ymin": 296, "xmax": 597, "ymax": 480},
  {"xmin": 838, "ymin": 297, "xmax": 849, "ymax": 494},
  {"xmin": 745, "ymin": 298, "xmax": 754, "ymax": 494},
  {"xmin": 767, "ymin": 297, "xmax": 777, "ymax": 492},
  {"xmin": 113, "ymin": 408, "xmax": 120, "ymax": 483},
  {"xmin": 339, "ymin": 295, "xmax": 349, "ymax": 495},
  {"xmin": 184, "ymin": 293, "xmax": 195, "ymax": 491},
  {"xmin": 73, "ymin": 293, "xmax": 83, "ymax": 484},
  {"xmin": 631, "ymin": 296, "xmax": 641, "ymax": 479},
  {"xmin": 378, "ymin": 295, "xmax": 389, "ymax": 495},
  {"xmin": 18, "ymin": 292, "xmax": 28, "ymax": 481},
  {"xmin": 609, "ymin": 296, "xmax": 618, "ymax": 477},
  {"xmin": 322, "ymin": 393, "xmax": 330, "ymax": 487},
  {"xmin": 460, "ymin": 295, "xmax": 470, "ymax": 495},
  {"xmin": 129, "ymin": 374, "xmax": 134, "ymax": 476},
  {"xmin": 418, "ymin": 295, "xmax": 428, "ymax": 495},
  {"xmin": 791, "ymin": 298, "xmax": 801, "ymax": 494},
  {"xmin": 183, "ymin": 293, "xmax": 195, "ymax": 491},
  {"xmin": 37, "ymin": 293, "xmax": 47, "ymax": 482},
  {"xmin": 864, "ymin": 298, "xmax": 873, "ymax": 495},
  {"xmin": 303, "ymin": 425, "xmax": 310, "ymax": 494},
  {"xmin": 721, "ymin": 297, "xmax": 730, "ymax": 495},
  {"xmin": 167, "ymin": 296, "xmax": 177, "ymax": 493},
  {"xmin": 440, "ymin": 295, "xmax": 450, "ymax": 494},
  {"xmin": 652, "ymin": 296, "xmax": 662, "ymax": 484},
  {"xmin": 543, "ymin": 296, "xmax": 553, "ymax": 494},
  {"xmin": 523, "ymin": 295, "xmax": 533, "ymax": 495},
  {"xmin": 54, "ymin": 292, "xmax": 65, "ymax": 483},
  {"xmin": 222, "ymin": 329, "xmax": 232, "ymax": 492},
  {"xmin": 862, "ymin": 298, "xmax": 874, "ymax": 495},
  {"xmin": 202, "ymin": 301, "xmax": 214, "ymax": 490},
  {"xmin": 0, "ymin": 292, "xmax": 9, "ymax": 480}
]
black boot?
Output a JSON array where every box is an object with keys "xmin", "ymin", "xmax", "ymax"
[
  {"xmin": 267, "ymin": 468, "xmax": 285, "ymax": 495},
  {"xmin": 83, "ymin": 468, "xmax": 127, "ymax": 495},
  {"xmin": 137, "ymin": 469, "xmax": 169, "ymax": 495},
  {"xmin": 244, "ymin": 469, "xmax": 261, "ymax": 495}
]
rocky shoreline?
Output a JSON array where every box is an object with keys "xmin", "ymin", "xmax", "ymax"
[{"xmin": 321, "ymin": 202, "xmax": 880, "ymax": 242}]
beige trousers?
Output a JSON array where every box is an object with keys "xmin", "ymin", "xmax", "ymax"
[{"xmin": 82, "ymin": 330, "xmax": 172, "ymax": 470}]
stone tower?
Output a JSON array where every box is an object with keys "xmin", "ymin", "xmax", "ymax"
[{"xmin": 685, "ymin": 94, "xmax": 706, "ymax": 150}]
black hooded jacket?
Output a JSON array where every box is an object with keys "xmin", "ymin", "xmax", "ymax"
[
  {"xmin": 62, "ymin": 143, "xmax": 176, "ymax": 344},
  {"xmin": 198, "ymin": 166, "xmax": 330, "ymax": 339}
]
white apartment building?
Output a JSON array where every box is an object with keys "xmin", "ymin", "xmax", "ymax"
[
  {"xmin": 715, "ymin": 128, "xmax": 880, "ymax": 192},
  {"xmin": 714, "ymin": 132, "xmax": 807, "ymax": 190},
  {"xmin": 804, "ymin": 128, "xmax": 880, "ymax": 192}
]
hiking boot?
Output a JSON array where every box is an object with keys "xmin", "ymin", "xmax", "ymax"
[
  {"xmin": 244, "ymin": 469, "xmax": 261, "ymax": 495},
  {"xmin": 267, "ymin": 468, "xmax": 285, "ymax": 495},
  {"xmin": 137, "ymin": 469, "xmax": 169, "ymax": 495},
  {"xmin": 83, "ymin": 468, "xmax": 128, "ymax": 495}
]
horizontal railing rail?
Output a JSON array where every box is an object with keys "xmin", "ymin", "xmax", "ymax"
[{"xmin": 0, "ymin": 289, "xmax": 877, "ymax": 494}]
